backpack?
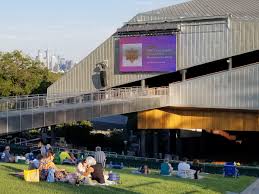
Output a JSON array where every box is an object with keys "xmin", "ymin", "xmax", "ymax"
[
  {"xmin": 108, "ymin": 173, "xmax": 120, "ymax": 183},
  {"xmin": 47, "ymin": 168, "xmax": 55, "ymax": 182}
]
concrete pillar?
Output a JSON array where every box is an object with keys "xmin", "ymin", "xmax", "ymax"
[
  {"xmin": 141, "ymin": 79, "xmax": 146, "ymax": 88},
  {"xmin": 140, "ymin": 130, "xmax": 146, "ymax": 157},
  {"xmin": 180, "ymin": 69, "xmax": 187, "ymax": 81},
  {"xmin": 41, "ymin": 127, "xmax": 48, "ymax": 144},
  {"xmin": 175, "ymin": 131, "xmax": 182, "ymax": 157},
  {"xmin": 166, "ymin": 130, "xmax": 171, "ymax": 154},
  {"xmin": 50, "ymin": 125, "xmax": 56, "ymax": 146},
  {"xmin": 228, "ymin": 57, "xmax": 233, "ymax": 70},
  {"xmin": 153, "ymin": 132, "xmax": 158, "ymax": 158}
]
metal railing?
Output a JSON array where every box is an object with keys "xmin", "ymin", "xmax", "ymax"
[{"xmin": 0, "ymin": 86, "xmax": 169, "ymax": 113}]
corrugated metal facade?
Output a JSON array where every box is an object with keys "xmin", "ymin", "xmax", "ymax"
[
  {"xmin": 130, "ymin": 0, "xmax": 259, "ymax": 23},
  {"xmin": 48, "ymin": 37, "xmax": 157, "ymax": 95},
  {"xmin": 169, "ymin": 63, "xmax": 259, "ymax": 110},
  {"xmin": 48, "ymin": 18, "xmax": 259, "ymax": 95},
  {"xmin": 177, "ymin": 19, "xmax": 259, "ymax": 70}
]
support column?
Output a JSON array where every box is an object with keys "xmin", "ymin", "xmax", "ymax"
[
  {"xmin": 166, "ymin": 130, "xmax": 171, "ymax": 154},
  {"xmin": 228, "ymin": 57, "xmax": 233, "ymax": 70},
  {"xmin": 140, "ymin": 130, "xmax": 146, "ymax": 157},
  {"xmin": 41, "ymin": 127, "xmax": 48, "ymax": 144},
  {"xmin": 181, "ymin": 69, "xmax": 187, "ymax": 81},
  {"xmin": 153, "ymin": 132, "xmax": 158, "ymax": 158},
  {"xmin": 141, "ymin": 79, "xmax": 146, "ymax": 88},
  {"xmin": 50, "ymin": 125, "xmax": 56, "ymax": 146},
  {"xmin": 175, "ymin": 131, "xmax": 182, "ymax": 158}
]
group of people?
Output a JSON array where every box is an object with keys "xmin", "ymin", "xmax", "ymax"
[
  {"xmin": 28, "ymin": 144, "xmax": 108, "ymax": 184},
  {"xmin": 177, "ymin": 158, "xmax": 201, "ymax": 179},
  {"xmin": 0, "ymin": 142, "xmax": 108, "ymax": 185},
  {"xmin": 31, "ymin": 150, "xmax": 106, "ymax": 184},
  {"xmin": 160, "ymin": 157, "xmax": 201, "ymax": 179},
  {"xmin": 135, "ymin": 158, "xmax": 201, "ymax": 179},
  {"xmin": 1, "ymin": 143, "xmax": 202, "ymax": 182}
]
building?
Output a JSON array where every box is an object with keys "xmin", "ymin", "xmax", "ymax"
[
  {"xmin": 36, "ymin": 50, "xmax": 74, "ymax": 73},
  {"xmin": 2, "ymin": 0, "xmax": 259, "ymax": 161}
]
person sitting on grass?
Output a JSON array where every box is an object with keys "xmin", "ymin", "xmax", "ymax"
[
  {"xmin": 28, "ymin": 154, "xmax": 43, "ymax": 170},
  {"xmin": 132, "ymin": 164, "xmax": 150, "ymax": 175},
  {"xmin": 83, "ymin": 156, "xmax": 105, "ymax": 184},
  {"xmin": 191, "ymin": 159, "xmax": 202, "ymax": 179},
  {"xmin": 59, "ymin": 148, "xmax": 76, "ymax": 165},
  {"xmin": 177, "ymin": 158, "xmax": 195, "ymax": 179},
  {"xmin": 39, "ymin": 151, "xmax": 65, "ymax": 181},
  {"xmin": 76, "ymin": 159, "xmax": 88, "ymax": 177},
  {"xmin": 1, "ymin": 146, "xmax": 15, "ymax": 163},
  {"xmin": 160, "ymin": 159, "xmax": 173, "ymax": 176},
  {"xmin": 139, "ymin": 165, "xmax": 150, "ymax": 175}
]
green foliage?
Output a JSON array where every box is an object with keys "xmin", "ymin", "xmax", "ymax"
[
  {"xmin": 55, "ymin": 121, "xmax": 125, "ymax": 151},
  {"xmin": 0, "ymin": 50, "xmax": 62, "ymax": 96},
  {"xmin": 55, "ymin": 121, "xmax": 93, "ymax": 147}
]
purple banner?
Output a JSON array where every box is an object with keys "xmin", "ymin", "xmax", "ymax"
[{"xmin": 119, "ymin": 35, "xmax": 176, "ymax": 72}]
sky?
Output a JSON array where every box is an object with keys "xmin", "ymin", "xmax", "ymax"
[{"xmin": 0, "ymin": 0, "xmax": 187, "ymax": 62}]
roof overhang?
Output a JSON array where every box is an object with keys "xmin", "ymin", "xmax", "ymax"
[{"xmin": 116, "ymin": 15, "xmax": 229, "ymax": 37}]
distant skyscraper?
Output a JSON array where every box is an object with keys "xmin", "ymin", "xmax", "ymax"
[
  {"xmin": 50, "ymin": 55, "xmax": 57, "ymax": 71},
  {"xmin": 45, "ymin": 49, "xmax": 50, "ymax": 69},
  {"xmin": 36, "ymin": 50, "xmax": 44, "ymax": 64},
  {"xmin": 35, "ymin": 49, "xmax": 75, "ymax": 73}
]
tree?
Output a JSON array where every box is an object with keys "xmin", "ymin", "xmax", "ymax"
[{"xmin": 0, "ymin": 50, "xmax": 61, "ymax": 96}]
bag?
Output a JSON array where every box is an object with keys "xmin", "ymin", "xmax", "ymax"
[
  {"xmin": 47, "ymin": 168, "xmax": 55, "ymax": 182},
  {"xmin": 55, "ymin": 170, "xmax": 67, "ymax": 181},
  {"xmin": 40, "ymin": 169, "xmax": 48, "ymax": 181},
  {"xmin": 108, "ymin": 173, "xmax": 120, "ymax": 182},
  {"xmin": 24, "ymin": 169, "xmax": 39, "ymax": 182}
]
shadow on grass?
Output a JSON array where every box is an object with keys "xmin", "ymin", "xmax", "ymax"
[
  {"xmin": 1, "ymin": 164, "xmax": 24, "ymax": 172},
  {"xmin": 126, "ymin": 181, "xmax": 161, "ymax": 189}
]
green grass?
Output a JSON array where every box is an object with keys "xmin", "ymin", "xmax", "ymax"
[{"xmin": 0, "ymin": 163, "xmax": 255, "ymax": 194}]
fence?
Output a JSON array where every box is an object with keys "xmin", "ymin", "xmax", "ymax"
[{"xmin": 0, "ymin": 86, "xmax": 169, "ymax": 113}]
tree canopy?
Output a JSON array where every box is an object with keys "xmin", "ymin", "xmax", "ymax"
[{"xmin": 0, "ymin": 50, "xmax": 62, "ymax": 96}]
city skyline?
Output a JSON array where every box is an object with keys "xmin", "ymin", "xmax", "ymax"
[
  {"xmin": 36, "ymin": 49, "xmax": 75, "ymax": 73},
  {"xmin": 0, "ymin": 0, "xmax": 187, "ymax": 62}
]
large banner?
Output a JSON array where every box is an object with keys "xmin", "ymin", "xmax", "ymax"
[{"xmin": 119, "ymin": 35, "xmax": 176, "ymax": 72}]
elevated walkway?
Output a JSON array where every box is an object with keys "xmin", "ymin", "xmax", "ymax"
[
  {"xmin": 0, "ymin": 64, "xmax": 258, "ymax": 135},
  {"xmin": 0, "ymin": 87, "xmax": 169, "ymax": 134}
]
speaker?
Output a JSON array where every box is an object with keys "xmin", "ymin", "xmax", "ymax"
[{"xmin": 100, "ymin": 70, "xmax": 107, "ymax": 87}]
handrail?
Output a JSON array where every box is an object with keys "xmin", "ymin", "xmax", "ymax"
[{"xmin": 0, "ymin": 86, "xmax": 169, "ymax": 113}]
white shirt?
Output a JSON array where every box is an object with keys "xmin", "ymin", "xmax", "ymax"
[
  {"xmin": 178, "ymin": 162, "xmax": 190, "ymax": 171},
  {"xmin": 76, "ymin": 162, "xmax": 86, "ymax": 176},
  {"xmin": 177, "ymin": 162, "xmax": 191, "ymax": 178}
]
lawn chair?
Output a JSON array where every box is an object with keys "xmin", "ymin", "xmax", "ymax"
[{"xmin": 223, "ymin": 162, "xmax": 239, "ymax": 178}]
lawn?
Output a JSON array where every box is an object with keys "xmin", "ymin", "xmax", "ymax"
[{"xmin": 0, "ymin": 163, "xmax": 255, "ymax": 194}]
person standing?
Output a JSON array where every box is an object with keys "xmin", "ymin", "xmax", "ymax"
[{"xmin": 94, "ymin": 146, "xmax": 106, "ymax": 168}]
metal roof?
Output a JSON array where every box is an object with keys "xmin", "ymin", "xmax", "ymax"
[{"xmin": 130, "ymin": 0, "xmax": 259, "ymax": 23}]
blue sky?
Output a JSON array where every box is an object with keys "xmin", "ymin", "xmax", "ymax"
[{"xmin": 0, "ymin": 0, "xmax": 187, "ymax": 61}]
